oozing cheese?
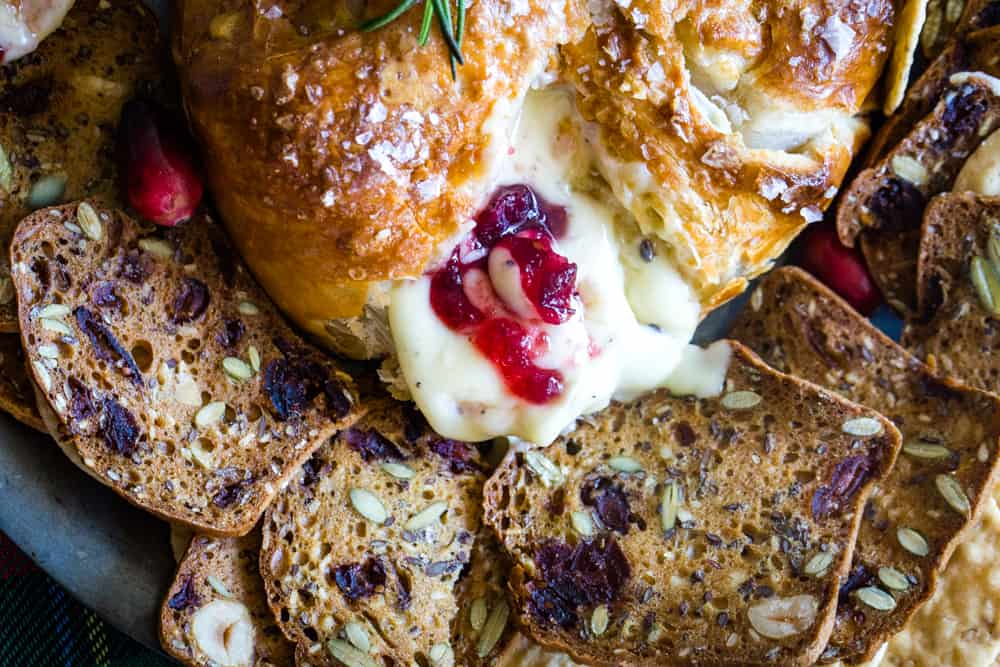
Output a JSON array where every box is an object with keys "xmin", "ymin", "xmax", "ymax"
[{"xmin": 389, "ymin": 89, "xmax": 729, "ymax": 444}]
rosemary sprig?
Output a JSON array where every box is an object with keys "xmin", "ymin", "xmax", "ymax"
[{"xmin": 361, "ymin": 0, "xmax": 465, "ymax": 77}]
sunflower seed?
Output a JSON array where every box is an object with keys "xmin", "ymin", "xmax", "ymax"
[
  {"xmin": 590, "ymin": 605, "xmax": 610, "ymax": 637},
  {"xmin": 194, "ymin": 401, "xmax": 226, "ymax": 429},
  {"xmin": 842, "ymin": 417, "xmax": 883, "ymax": 437},
  {"xmin": 380, "ymin": 462, "xmax": 416, "ymax": 480},
  {"xmin": 476, "ymin": 599, "xmax": 509, "ymax": 657},
  {"xmin": 890, "ymin": 155, "xmax": 929, "ymax": 186},
  {"xmin": 571, "ymin": 511, "xmax": 594, "ymax": 537},
  {"xmin": 897, "ymin": 527, "xmax": 930, "ymax": 556},
  {"xmin": 206, "ymin": 575, "xmax": 231, "ymax": 598},
  {"xmin": 935, "ymin": 474, "xmax": 970, "ymax": 515},
  {"xmin": 38, "ymin": 303, "xmax": 71, "ymax": 320},
  {"xmin": 429, "ymin": 642, "xmax": 453, "ymax": 664},
  {"xmin": 37, "ymin": 344, "xmax": 59, "ymax": 359},
  {"xmin": 902, "ymin": 441, "xmax": 952, "ymax": 459},
  {"xmin": 138, "ymin": 238, "xmax": 174, "ymax": 260},
  {"xmin": 327, "ymin": 639, "xmax": 378, "ymax": 667},
  {"xmin": 27, "ymin": 173, "xmax": 67, "ymax": 209},
  {"xmin": 238, "ymin": 301, "xmax": 260, "ymax": 316},
  {"xmin": 877, "ymin": 567, "xmax": 910, "ymax": 591},
  {"xmin": 32, "ymin": 361, "xmax": 51, "ymax": 391},
  {"xmin": 404, "ymin": 500, "xmax": 447, "ymax": 531},
  {"xmin": 608, "ymin": 456, "xmax": 643, "ymax": 473},
  {"xmin": 247, "ymin": 345, "xmax": 261, "ymax": 372},
  {"xmin": 350, "ymin": 488, "xmax": 388, "ymax": 524},
  {"xmin": 971, "ymin": 255, "xmax": 1000, "ymax": 315},
  {"xmin": 41, "ymin": 318, "xmax": 72, "ymax": 336},
  {"xmin": 855, "ymin": 586, "xmax": 896, "ymax": 611},
  {"xmin": 470, "ymin": 597, "xmax": 488, "ymax": 632},
  {"xmin": 525, "ymin": 451, "xmax": 563, "ymax": 487},
  {"xmin": 661, "ymin": 481, "xmax": 682, "ymax": 532},
  {"xmin": 720, "ymin": 390, "xmax": 761, "ymax": 410},
  {"xmin": 803, "ymin": 552, "xmax": 834, "ymax": 577},
  {"xmin": 76, "ymin": 202, "xmax": 103, "ymax": 241},
  {"xmin": 344, "ymin": 622, "xmax": 370, "ymax": 652}
]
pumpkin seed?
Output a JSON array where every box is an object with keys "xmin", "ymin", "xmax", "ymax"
[
  {"xmin": 40, "ymin": 318, "xmax": 72, "ymax": 336},
  {"xmin": 404, "ymin": 500, "xmax": 447, "ymax": 531},
  {"xmin": 349, "ymin": 488, "xmax": 388, "ymax": 524},
  {"xmin": 720, "ymin": 390, "xmax": 761, "ymax": 410},
  {"xmin": 590, "ymin": 605, "xmax": 610, "ymax": 636},
  {"xmin": 890, "ymin": 155, "xmax": 929, "ymax": 186},
  {"xmin": 38, "ymin": 303, "xmax": 71, "ymax": 320},
  {"xmin": 248, "ymin": 345, "xmax": 261, "ymax": 372},
  {"xmin": 344, "ymin": 622, "xmax": 370, "ymax": 652},
  {"xmin": 194, "ymin": 401, "xmax": 226, "ymax": 429},
  {"xmin": 429, "ymin": 642, "xmax": 453, "ymax": 664},
  {"xmin": 206, "ymin": 575, "xmax": 232, "ymax": 598},
  {"xmin": 803, "ymin": 551, "xmax": 834, "ymax": 577},
  {"xmin": 897, "ymin": 527, "xmax": 930, "ymax": 556},
  {"xmin": 36, "ymin": 344, "xmax": 59, "ymax": 359},
  {"xmin": 327, "ymin": 639, "xmax": 379, "ymax": 667},
  {"xmin": 138, "ymin": 238, "xmax": 173, "ymax": 260},
  {"xmin": 571, "ymin": 511, "xmax": 594, "ymax": 537},
  {"xmin": 989, "ymin": 223, "xmax": 1000, "ymax": 272},
  {"xmin": 608, "ymin": 456, "xmax": 643, "ymax": 473},
  {"xmin": 902, "ymin": 440, "xmax": 952, "ymax": 459},
  {"xmin": 32, "ymin": 361, "xmax": 51, "ymax": 391},
  {"xmin": 380, "ymin": 462, "xmax": 416, "ymax": 480},
  {"xmin": 524, "ymin": 451, "xmax": 563, "ymax": 487},
  {"xmin": 76, "ymin": 202, "xmax": 103, "ymax": 241},
  {"xmin": 855, "ymin": 586, "xmax": 896, "ymax": 611},
  {"xmin": 238, "ymin": 301, "xmax": 260, "ymax": 315},
  {"xmin": 935, "ymin": 474, "xmax": 970, "ymax": 515},
  {"xmin": 660, "ymin": 481, "xmax": 682, "ymax": 532},
  {"xmin": 27, "ymin": 173, "xmax": 67, "ymax": 209},
  {"xmin": 0, "ymin": 144, "xmax": 12, "ymax": 192},
  {"xmin": 842, "ymin": 417, "xmax": 883, "ymax": 437},
  {"xmin": 877, "ymin": 567, "xmax": 910, "ymax": 591},
  {"xmin": 971, "ymin": 255, "xmax": 1000, "ymax": 315},
  {"xmin": 222, "ymin": 357, "xmax": 254, "ymax": 382},
  {"xmin": 476, "ymin": 599, "xmax": 509, "ymax": 658},
  {"xmin": 470, "ymin": 597, "xmax": 488, "ymax": 632}
]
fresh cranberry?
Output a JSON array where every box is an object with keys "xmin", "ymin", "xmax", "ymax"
[
  {"xmin": 118, "ymin": 100, "xmax": 204, "ymax": 227},
  {"xmin": 496, "ymin": 235, "xmax": 577, "ymax": 324},
  {"xmin": 801, "ymin": 225, "xmax": 882, "ymax": 316},
  {"xmin": 472, "ymin": 318, "xmax": 563, "ymax": 404},
  {"xmin": 429, "ymin": 253, "xmax": 484, "ymax": 331},
  {"xmin": 475, "ymin": 184, "xmax": 567, "ymax": 246}
]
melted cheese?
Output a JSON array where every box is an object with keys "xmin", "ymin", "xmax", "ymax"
[{"xmin": 389, "ymin": 89, "xmax": 729, "ymax": 444}]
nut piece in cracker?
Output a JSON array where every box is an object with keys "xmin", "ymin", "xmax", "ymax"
[
  {"xmin": 838, "ymin": 72, "xmax": 1000, "ymax": 311},
  {"xmin": 0, "ymin": 333, "xmax": 44, "ymax": 431},
  {"xmin": 160, "ymin": 529, "xmax": 294, "ymax": 667},
  {"xmin": 11, "ymin": 202, "xmax": 361, "ymax": 536},
  {"xmin": 0, "ymin": 0, "xmax": 165, "ymax": 331},
  {"xmin": 731, "ymin": 266, "xmax": 1000, "ymax": 664},
  {"xmin": 483, "ymin": 341, "xmax": 900, "ymax": 667},
  {"xmin": 905, "ymin": 192, "xmax": 1000, "ymax": 389},
  {"xmin": 260, "ymin": 399, "xmax": 507, "ymax": 666}
]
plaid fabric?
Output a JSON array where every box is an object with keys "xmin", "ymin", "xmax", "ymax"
[{"xmin": 0, "ymin": 532, "xmax": 173, "ymax": 667}]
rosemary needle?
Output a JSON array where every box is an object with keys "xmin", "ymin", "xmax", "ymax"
[
  {"xmin": 418, "ymin": 0, "xmax": 434, "ymax": 45},
  {"xmin": 359, "ymin": 0, "xmax": 418, "ymax": 32},
  {"xmin": 360, "ymin": 0, "xmax": 465, "ymax": 76}
]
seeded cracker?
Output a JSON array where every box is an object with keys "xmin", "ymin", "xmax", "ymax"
[
  {"xmin": 839, "ymin": 72, "xmax": 1000, "ymax": 314},
  {"xmin": 884, "ymin": 0, "xmax": 931, "ymax": 115},
  {"xmin": 483, "ymin": 342, "xmax": 899, "ymax": 667},
  {"xmin": 260, "ymin": 399, "xmax": 509, "ymax": 666},
  {"xmin": 11, "ymin": 201, "xmax": 361, "ymax": 536},
  {"xmin": 0, "ymin": 0, "xmax": 165, "ymax": 331},
  {"xmin": 160, "ymin": 529, "xmax": 295, "ymax": 667},
  {"xmin": 731, "ymin": 266, "xmax": 1000, "ymax": 664},
  {"xmin": 905, "ymin": 193, "xmax": 1000, "ymax": 389}
]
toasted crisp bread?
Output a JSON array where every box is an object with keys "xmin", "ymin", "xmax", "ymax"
[
  {"xmin": 731, "ymin": 266, "xmax": 1000, "ymax": 664},
  {"xmin": 0, "ymin": 334, "xmax": 44, "ymax": 431},
  {"xmin": 838, "ymin": 72, "xmax": 1000, "ymax": 312},
  {"xmin": 0, "ymin": 0, "xmax": 165, "ymax": 331},
  {"xmin": 904, "ymin": 193, "xmax": 1000, "ymax": 389},
  {"xmin": 260, "ymin": 399, "xmax": 509, "ymax": 666},
  {"xmin": 11, "ymin": 202, "xmax": 361, "ymax": 536},
  {"xmin": 483, "ymin": 341, "xmax": 900, "ymax": 667},
  {"xmin": 160, "ymin": 529, "xmax": 295, "ymax": 667},
  {"xmin": 885, "ymin": 0, "xmax": 931, "ymax": 115},
  {"xmin": 171, "ymin": 524, "xmax": 195, "ymax": 563}
]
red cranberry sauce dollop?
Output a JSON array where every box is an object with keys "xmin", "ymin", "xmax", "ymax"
[{"xmin": 429, "ymin": 185, "xmax": 577, "ymax": 405}]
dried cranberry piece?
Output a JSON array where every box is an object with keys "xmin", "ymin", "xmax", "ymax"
[
  {"xmin": 580, "ymin": 477, "xmax": 632, "ymax": 534},
  {"xmin": 496, "ymin": 235, "xmax": 577, "ymax": 324},
  {"xmin": 837, "ymin": 564, "xmax": 873, "ymax": 605},
  {"xmin": 937, "ymin": 86, "xmax": 989, "ymax": 149},
  {"xmin": 323, "ymin": 379, "xmax": 352, "ymax": 420},
  {"xmin": 344, "ymin": 428, "xmax": 405, "ymax": 462},
  {"xmin": 120, "ymin": 249, "xmax": 152, "ymax": 284},
  {"xmin": 529, "ymin": 585, "xmax": 578, "ymax": 628},
  {"xmin": 530, "ymin": 537, "xmax": 631, "ymax": 628},
  {"xmin": 167, "ymin": 575, "xmax": 199, "ymax": 611},
  {"xmin": 100, "ymin": 397, "xmax": 140, "ymax": 456},
  {"xmin": 67, "ymin": 377, "xmax": 96, "ymax": 424},
  {"xmin": 812, "ymin": 454, "xmax": 872, "ymax": 518},
  {"xmin": 333, "ymin": 558, "xmax": 386, "ymax": 601},
  {"xmin": 428, "ymin": 438, "xmax": 482, "ymax": 474},
  {"xmin": 264, "ymin": 351, "xmax": 350, "ymax": 421},
  {"xmin": 91, "ymin": 282, "xmax": 122, "ymax": 313},
  {"xmin": 213, "ymin": 478, "xmax": 252, "ymax": 508},
  {"xmin": 172, "ymin": 278, "xmax": 209, "ymax": 324},
  {"xmin": 301, "ymin": 454, "xmax": 322, "ymax": 487},
  {"xmin": 216, "ymin": 318, "xmax": 244, "ymax": 348},
  {"xmin": 867, "ymin": 177, "xmax": 925, "ymax": 231},
  {"xmin": 673, "ymin": 421, "xmax": 697, "ymax": 447},
  {"xmin": 74, "ymin": 307, "xmax": 143, "ymax": 387}
]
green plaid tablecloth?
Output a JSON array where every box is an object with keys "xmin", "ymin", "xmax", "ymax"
[{"xmin": 0, "ymin": 532, "xmax": 172, "ymax": 666}]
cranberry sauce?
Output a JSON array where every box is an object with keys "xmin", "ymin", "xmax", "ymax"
[{"xmin": 429, "ymin": 185, "xmax": 576, "ymax": 404}]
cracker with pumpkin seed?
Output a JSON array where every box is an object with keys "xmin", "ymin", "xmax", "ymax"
[
  {"xmin": 0, "ymin": 333, "xmax": 45, "ymax": 431},
  {"xmin": 904, "ymin": 193, "xmax": 1000, "ymax": 389},
  {"xmin": 260, "ymin": 399, "xmax": 507, "ymax": 667},
  {"xmin": 483, "ymin": 341, "xmax": 900, "ymax": 667},
  {"xmin": 0, "ymin": 0, "xmax": 166, "ymax": 331},
  {"xmin": 160, "ymin": 528, "xmax": 295, "ymax": 667},
  {"xmin": 11, "ymin": 201, "xmax": 361, "ymax": 536},
  {"xmin": 731, "ymin": 266, "xmax": 1000, "ymax": 664},
  {"xmin": 838, "ymin": 71, "xmax": 1000, "ymax": 313}
]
